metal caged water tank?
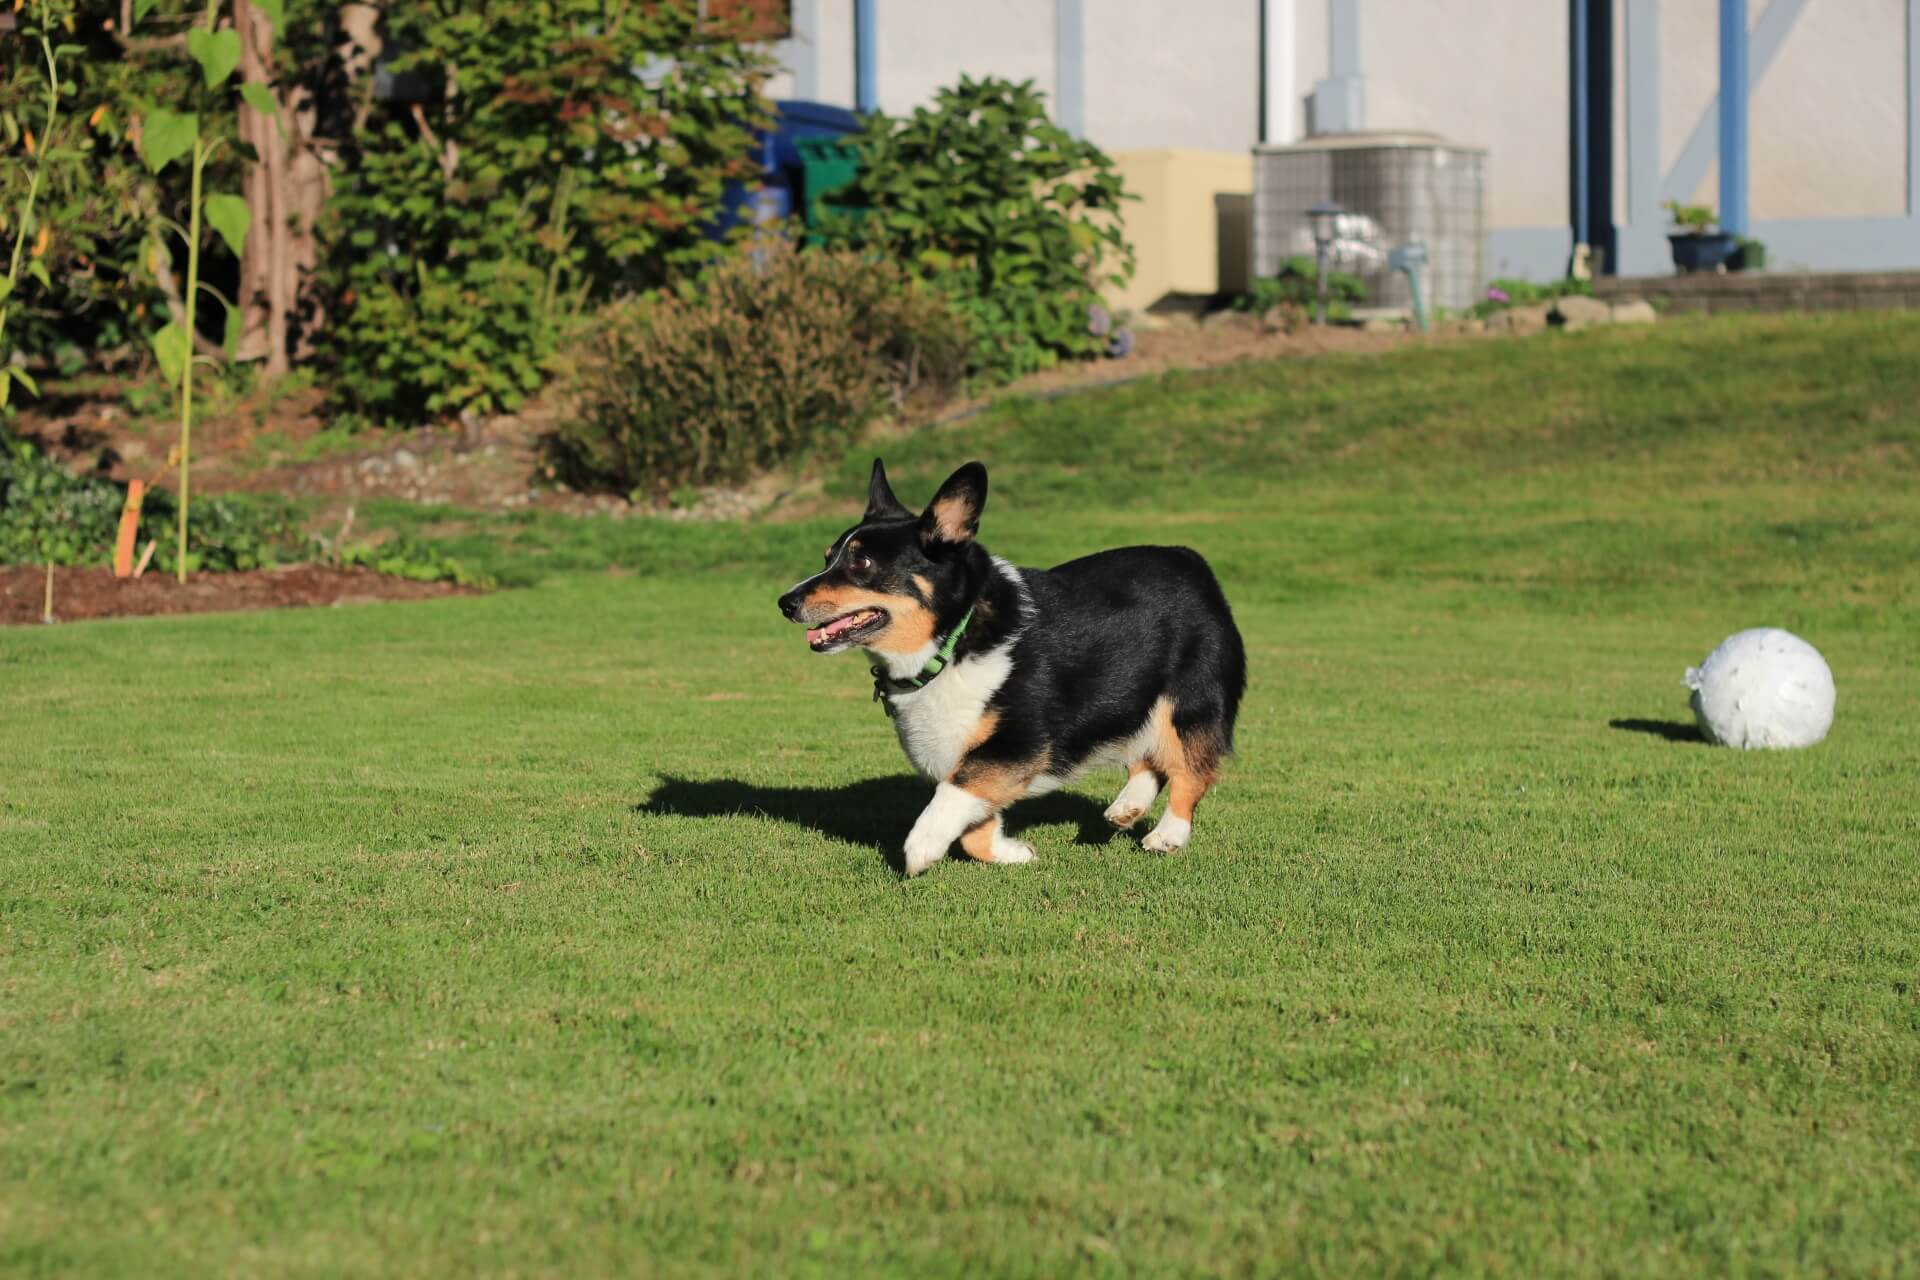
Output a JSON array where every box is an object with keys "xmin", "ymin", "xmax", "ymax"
[{"xmin": 1252, "ymin": 132, "xmax": 1487, "ymax": 313}]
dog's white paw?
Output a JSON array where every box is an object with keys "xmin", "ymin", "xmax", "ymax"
[
  {"xmin": 1105, "ymin": 772, "xmax": 1160, "ymax": 829},
  {"xmin": 902, "ymin": 836, "xmax": 950, "ymax": 877},
  {"xmin": 1141, "ymin": 816, "xmax": 1191, "ymax": 854},
  {"xmin": 992, "ymin": 840, "xmax": 1036, "ymax": 865}
]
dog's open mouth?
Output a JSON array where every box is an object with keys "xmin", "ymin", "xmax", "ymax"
[{"xmin": 806, "ymin": 608, "xmax": 889, "ymax": 651}]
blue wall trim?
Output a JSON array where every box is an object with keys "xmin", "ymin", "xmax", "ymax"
[
  {"xmin": 1909, "ymin": 0, "xmax": 1919, "ymax": 214},
  {"xmin": 854, "ymin": 0, "xmax": 877, "ymax": 114},
  {"xmin": 1309, "ymin": 0, "xmax": 1364, "ymax": 132},
  {"xmin": 1718, "ymin": 0, "xmax": 1750, "ymax": 234},
  {"xmin": 776, "ymin": 0, "xmax": 818, "ymax": 101},
  {"xmin": 1625, "ymin": 0, "xmax": 1661, "ymax": 226},
  {"xmin": 1570, "ymin": 0, "xmax": 1590, "ymax": 248},
  {"xmin": 1662, "ymin": 0, "xmax": 1806, "ymax": 207},
  {"xmin": 1055, "ymin": 0, "xmax": 1085, "ymax": 138}
]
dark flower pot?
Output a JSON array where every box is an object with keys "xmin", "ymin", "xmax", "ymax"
[{"xmin": 1668, "ymin": 232, "xmax": 1738, "ymax": 274}]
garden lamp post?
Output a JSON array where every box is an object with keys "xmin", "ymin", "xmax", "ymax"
[{"xmin": 1307, "ymin": 200, "xmax": 1343, "ymax": 324}]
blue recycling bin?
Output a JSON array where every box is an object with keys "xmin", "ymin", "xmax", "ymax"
[{"xmin": 712, "ymin": 99, "xmax": 864, "ymax": 238}]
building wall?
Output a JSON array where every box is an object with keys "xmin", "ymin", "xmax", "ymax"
[{"xmin": 764, "ymin": 1, "xmax": 1918, "ymax": 280}]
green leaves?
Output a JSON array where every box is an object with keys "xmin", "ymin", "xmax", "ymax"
[
  {"xmin": 151, "ymin": 320, "xmax": 191, "ymax": 388},
  {"xmin": 139, "ymin": 108, "xmax": 198, "ymax": 174},
  {"xmin": 204, "ymin": 194, "xmax": 252, "ymax": 258},
  {"xmin": 186, "ymin": 28, "xmax": 242, "ymax": 90},
  {"xmin": 819, "ymin": 74, "xmax": 1136, "ymax": 382}
]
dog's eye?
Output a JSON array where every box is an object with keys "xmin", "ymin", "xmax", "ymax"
[{"xmin": 850, "ymin": 554, "xmax": 874, "ymax": 573}]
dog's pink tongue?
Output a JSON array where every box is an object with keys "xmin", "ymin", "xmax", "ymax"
[{"xmin": 807, "ymin": 612, "xmax": 867, "ymax": 645}]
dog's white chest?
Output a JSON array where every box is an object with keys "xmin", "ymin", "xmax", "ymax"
[{"xmin": 886, "ymin": 646, "xmax": 1013, "ymax": 781}]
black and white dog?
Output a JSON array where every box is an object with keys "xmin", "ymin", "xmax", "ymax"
[{"xmin": 778, "ymin": 460, "xmax": 1246, "ymax": 876}]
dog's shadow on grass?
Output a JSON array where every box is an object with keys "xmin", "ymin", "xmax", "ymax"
[
  {"xmin": 1608, "ymin": 718, "xmax": 1707, "ymax": 744},
  {"xmin": 635, "ymin": 774, "xmax": 1122, "ymax": 870}
]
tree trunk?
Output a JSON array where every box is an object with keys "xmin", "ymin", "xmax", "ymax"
[
  {"xmin": 233, "ymin": 1, "xmax": 381, "ymax": 375},
  {"xmin": 234, "ymin": 0, "xmax": 288, "ymax": 372}
]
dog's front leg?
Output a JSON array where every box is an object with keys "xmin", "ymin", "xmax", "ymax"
[{"xmin": 902, "ymin": 783, "xmax": 992, "ymax": 877}]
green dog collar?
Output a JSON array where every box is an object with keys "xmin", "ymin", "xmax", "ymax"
[{"xmin": 872, "ymin": 603, "xmax": 975, "ymax": 707}]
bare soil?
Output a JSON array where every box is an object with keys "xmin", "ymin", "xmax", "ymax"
[
  {"xmin": 2, "ymin": 312, "xmax": 1466, "ymax": 625},
  {"xmin": 1, "ymin": 563, "xmax": 475, "ymax": 628},
  {"xmin": 13, "ymin": 314, "xmax": 1454, "ymax": 525}
]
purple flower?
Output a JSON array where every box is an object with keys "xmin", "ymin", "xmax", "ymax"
[{"xmin": 1487, "ymin": 286, "xmax": 1511, "ymax": 304}]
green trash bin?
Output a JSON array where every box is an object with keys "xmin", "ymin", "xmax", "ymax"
[{"xmin": 794, "ymin": 135, "xmax": 870, "ymax": 239}]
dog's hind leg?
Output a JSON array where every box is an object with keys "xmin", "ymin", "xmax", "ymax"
[
  {"xmin": 1104, "ymin": 760, "xmax": 1163, "ymax": 829},
  {"xmin": 1141, "ymin": 707, "xmax": 1226, "ymax": 854}
]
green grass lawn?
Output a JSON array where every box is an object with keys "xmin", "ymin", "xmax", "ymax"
[{"xmin": 4, "ymin": 314, "xmax": 1918, "ymax": 1276}]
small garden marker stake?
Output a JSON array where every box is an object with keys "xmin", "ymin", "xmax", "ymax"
[{"xmin": 114, "ymin": 480, "xmax": 146, "ymax": 578}]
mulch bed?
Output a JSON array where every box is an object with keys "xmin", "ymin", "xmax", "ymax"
[{"xmin": 1, "ymin": 563, "xmax": 476, "ymax": 627}]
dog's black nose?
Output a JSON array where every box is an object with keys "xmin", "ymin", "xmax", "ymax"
[{"xmin": 778, "ymin": 590, "xmax": 802, "ymax": 621}]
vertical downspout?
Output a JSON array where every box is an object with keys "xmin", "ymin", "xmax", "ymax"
[
  {"xmin": 854, "ymin": 0, "xmax": 877, "ymax": 114},
  {"xmin": 1571, "ymin": 0, "xmax": 1592, "ymax": 255},
  {"xmin": 1719, "ymin": 0, "xmax": 1749, "ymax": 235},
  {"xmin": 1055, "ymin": 0, "xmax": 1085, "ymax": 137},
  {"xmin": 1260, "ymin": 0, "xmax": 1297, "ymax": 144},
  {"xmin": 1588, "ymin": 0, "xmax": 1616, "ymax": 273}
]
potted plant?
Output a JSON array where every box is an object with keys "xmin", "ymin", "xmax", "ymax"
[{"xmin": 1663, "ymin": 200, "xmax": 1738, "ymax": 274}]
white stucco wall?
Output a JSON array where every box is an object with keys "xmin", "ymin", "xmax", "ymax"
[{"xmin": 764, "ymin": 1, "xmax": 1915, "ymax": 261}]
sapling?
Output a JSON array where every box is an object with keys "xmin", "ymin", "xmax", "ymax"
[
  {"xmin": 138, "ymin": 0, "xmax": 277, "ymax": 581},
  {"xmin": 0, "ymin": 15, "xmax": 62, "ymax": 413}
]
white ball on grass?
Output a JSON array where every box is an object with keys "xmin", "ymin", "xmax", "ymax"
[{"xmin": 1684, "ymin": 628, "xmax": 1835, "ymax": 749}]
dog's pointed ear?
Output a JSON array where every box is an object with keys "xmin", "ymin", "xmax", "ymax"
[
  {"xmin": 920, "ymin": 461, "xmax": 988, "ymax": 546},
  {"xmin": 864, "ymin": 458, "xmax": 911, "ymax": 521}
]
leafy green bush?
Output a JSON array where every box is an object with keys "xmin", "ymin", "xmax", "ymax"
[
  {"xmin": 1469, "ymin": 276, "xmax": 1593, "ymax": 319},
  {"xmin": 0, "ymin": 436, "xmax": 304, "ymax": 572},
  {"xmin": 1235, "ymin": 255, "xmax": 1367, "ymax": 322},
  {"xmin": 339, "ymin": 535, "xmax": 490, "ymax": 588},
  {"xmin": 553, "ymin": 243, "xmax": 969, "ymax": 495},
  {"xmin": 1663, "ymin": 200, "xmax": 1717, "ymax": 233},
  {"xmin": 1, "ymin": 436, "xmax": 486, "ymax": 583},
  {"xmin": 819, "ymin": 75, "xmax": 1133, "ymax": 382},
  {"xmin": 320, "ymin": 1, "xmax": 772, "ymax": 426}
]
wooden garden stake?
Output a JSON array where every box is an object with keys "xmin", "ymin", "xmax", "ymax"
[
  {"xmin": 42, "ymin": 562, "xmax": 54, "ymax": 624},
  {"xmin": 133, "ymin": 539, "xmax": 158, "ymax": 579},
  {"xmin": 114, "ymin": 479, "xmax": 146, "ymax": 578}
]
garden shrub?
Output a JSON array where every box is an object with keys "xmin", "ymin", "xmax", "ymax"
[
  {"xmin": 553, "ymin": 243, "xmax": 969, "ymax": 495},
  {"xmin": 0, "ymin": 436, "xmax": 304, "ymax": 573},
  {"xmin": 321, "ymin": 1, "xmax": 772, "ymax": 426},
  {"xmin": 0, "ymin": 437, "xmax": 482, "ymax": 581},
  {"xmin": 1235, "ymin": 255, "xmax": 1367, "ymax": 322},
  {"xmin": 1470, "ymin": 276, "xmax": 1593, "ymax": 319},
  {"xmin": 818, "ymin": 75, "xmax": 1134, "ymax": 382}
]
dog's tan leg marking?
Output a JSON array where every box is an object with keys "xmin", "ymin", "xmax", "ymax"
[
  {"xmin": 959, "ymin": 815, "xmax": 1035, "ymax": 866},
  {"xmin": 1142, "ymin": 700, "xmax": 1224, "ymax": 853},
  {"xmin": 956, "ymin": 711, "xmax": 1000, "ymax": 759},
  {"xmin": 1104, "ymin": 759, "xmax": 1163, "ymax": 829},
  {"xmin": 903, "ymin": 783, "xmax": 990, "ymax": 876},
  {"xmin": 952, "ymin": 758, "xmax": 1044, "ymax": 809},
  {"xmin": 935, "ymin": 751, "xmax": 1046, "ymax": 868}
]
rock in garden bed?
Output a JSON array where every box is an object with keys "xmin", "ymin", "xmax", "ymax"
[{"xmin": 0, "ymin": 563, "xmax": 478, "ymax": 627}]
